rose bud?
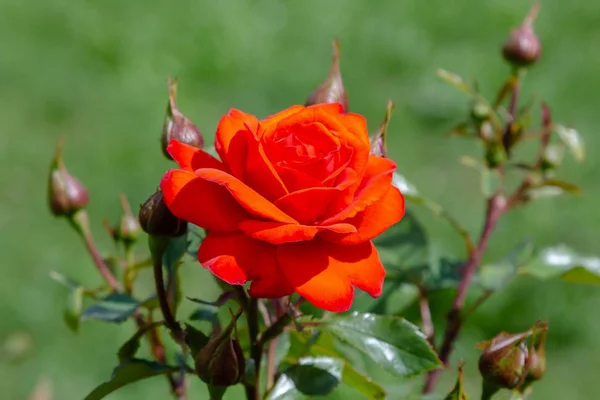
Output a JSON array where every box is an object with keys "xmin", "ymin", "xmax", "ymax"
[
  {"xmin": 48, "ymin": 139, "xmax": 89, "ymax": 217},
  {"xmin": 115, "ymin": 194, "xmax": 141, "ymax": 247},
  {"xmin": 370, "ymin": 100, "xmax": 395, "ymax": 157},
  {"xmin": 502, "ymin": 4, "xmax": 541, "ymax": 67},
  {"xmin": 478, "ymin": 330, "xmax": 530, "ymax": 392},
  {"xmin": 161, "ymin": 77, "xmax": 204, "ymax": 160},
  {"xmin": 194, "ymin": 309, "xmax": 245, "ymax": 387},
  {"xmin": 524, "ymin": 321, "xmax": 548, "ymax": 385},
  {"xmin": 138, "ymin": 191, "xmax": 187, "ymax": 237},
  {"xmin": 306, "ymin": 38, "xmax": 349, "ymax": 112}
]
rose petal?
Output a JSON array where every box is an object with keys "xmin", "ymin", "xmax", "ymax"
[
  {"xmin": 261, "ymin": 105, "xmax": 305, "ymax": 130},
  {"xmin": 160, "ymin": 169, "xmax": 249, "ymax": 232},
  {"xmin": 215, "ymin": 109, "xmax": 258, "ymax": 166},
  {"xmin": 342, "ymin": 113, "xmax": 370, "ymax": 146},
  {"xmin": 244, "ymin": 140, "xmax": 288, "ymax": 201},
  {"xmin": 239, "ymin": 221, "xmax": 319, "ymax": 244},
  {"xmin": 167, "ymin": 140, "xmax": 225, "ymax": 171},
  {"xmin": 193, "ymin": 168, "xmax": 297, "ymax": 224},
  {"xmin": 198, "ymin": 232, "xmax": 294, "ymax": 297},
  {"xmin": 239, "ymin": 220, "xmax": 357, "ymax": 245},
  {"xmin": 278, "ymin": 240, "xmax": 354, "ymax": 312},
  {"xmin": 320, "ymin": 186, "xmax": 405, "ymax": 245},
  {"xmin": 274, "ymin": 187, "xmax": 341, "ymax": 224},
  {"xmin": 322, "ymin": 156, "xmax": 397, "ymax": 224}
]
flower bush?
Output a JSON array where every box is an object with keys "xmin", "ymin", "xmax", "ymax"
[{"xmin": 47, "ymin": 5, "xmax": 594, "ymax": 400}]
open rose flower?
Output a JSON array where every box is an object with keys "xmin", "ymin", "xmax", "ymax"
[{"xmin": 160, "ymin": 103, "xmax": 404, "ymax": 311}]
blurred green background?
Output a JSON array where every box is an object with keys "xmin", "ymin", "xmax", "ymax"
[{"xmin": 2, "ymin": 0, "xmax": 600, "ymax": 398}]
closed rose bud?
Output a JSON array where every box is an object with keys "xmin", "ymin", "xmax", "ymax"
[
  {"xmin": 478, "ymin": 331, "xmax": 530, "ymax": 391},
  {"xmin": 138, "ymin": 191, "xmax": 187, "ymax": 237},
  {"xmin": 116, "ymin": 194, "xmax": 141, "ymax": 246},
  {"xmin": 48, "ymin": 139, "xmax": 89, "ymax": 217},
  {"xmin": 195, "ymin": 309, "xmax": 245, "ymax": 387},
  {"xmin": 161, "ymin": 77, "xmax": 204, "ymax": 160},
  {"xmin": 370, "ymin": 100, "xmax": 395, "ymax": 157},
  {"xmin": 525, "ymin": 321, "xmax": 548, "ymax": 384},
  {"xmin": 306, "ymin": 38, "xmax": 349, "ymax": 112},
  {"xmin": 502, "ymin": 4, "xmax": 541, "ymax": 67},
  {"xmin": 195, "ymin": 335, "xmax": 245, "ymax": 387}
]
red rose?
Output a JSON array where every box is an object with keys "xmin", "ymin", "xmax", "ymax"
[{"xmin": 161, "ymin": 103, "xmax": 404, "ymax": 311}]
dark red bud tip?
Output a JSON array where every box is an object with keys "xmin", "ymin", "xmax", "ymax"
[
  {"xmin": 116, "ymin": 194, "xmax": 141, "ymax": 246},
  {"xmin": 48, "ymin": 139, "xmax": 89, "ymax": 217},
  {"xmin": 138, "ymin": 191, "xmax": 187, "ymax": 237},
  {"xmin": 502, "ymin": 4, "xmax": 541, "ymax": 67},
  {"xmin": 161, "ymin": 77, "xmax": 204, "ymax": 160},
  {"xmin": 306, "ymin": 38, "xmax": 349, "ymax": 112}
]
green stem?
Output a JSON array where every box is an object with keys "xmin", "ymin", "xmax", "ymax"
[{"xmin": 245, "ymin": 298, "xmax": 262, "ymax": 400}]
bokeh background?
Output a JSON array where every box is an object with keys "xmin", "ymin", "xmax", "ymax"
[{"xmin": 2, "ymin": 0, "xmax": 600, "ymax": 398}]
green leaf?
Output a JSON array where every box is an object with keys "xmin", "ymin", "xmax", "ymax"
[
  {"xmin": 444, "ymin": 364, "xmax": 469, "ymax": 400},
  {"xmin": 117, "ymin": 321, "xmax": 164, "ymax": 363},
  {"xmin": 392, "ymin": 172, "xmax": 420, "ymax": 198},
  {"xmin": 320, "ymin": 312, "xmax": 441, "ymax": 377},
  {"xmin": 268, "ymin": 357, "xmax": 344, "ymax": 399},
  {"xmin": 64, "ymin": 286, "xmax": 84, "ymax": 332},
  {"xmin": 84, "ymin": 360, "xmax": 180, "ymax": 400},
  {"xmin": 374, "ymin": 211, "xmax": 429, "ymax": 281},
  {"xmin": 341, "ymin": 363, "xmax": 386, "ymax": 399},
  {"xmin": 50, "ymin": 270, "xmax": 80, "ymax": 289},
  {"xmin": 81, "ymin": 293, "xmax": 140, "ymax": 323},
  {"xmin": 520, "ymin": 245, "xmax": 600, "ymax": 285},
  {"xmin": 477, "ymin": 240, "xmax": 535, "ymax": 291},
  {"xmin": 554, "ymin": 124, "xmax": 584, "ymax": 162}
]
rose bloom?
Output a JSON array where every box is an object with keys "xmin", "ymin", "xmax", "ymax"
[{"xmin": 161, "ymin": 103, "xmax": 404, "ymax": 311}]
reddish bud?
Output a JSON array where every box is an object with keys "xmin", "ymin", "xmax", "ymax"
[
  {"xmin": 502, "ymin": 4, "xmax": 541, "ymax": 67},
  {"xmin": 478, "ymin": 331, "xmax": 529, "ymax": 391},
  {"xmin": 48, "ymin": 139, "xmax": 89, "ymax": 217},
  {"xmin": 306, "ymin": 39, "xmax": 349, "ymax": 112},
  {"xmin": 138, "ymin": 191, "xmax": 187, "ymax": 237},
  {"xmin": 370, "ymin": 100, "xmax": 395, "ymax": 157},
  {"xmin": 161, "ymin": 77, "xmax": 204, "ymax": 159},
  {"xmin": 524, "ymin": 321, "xmax": 548, "ymax": 384}
]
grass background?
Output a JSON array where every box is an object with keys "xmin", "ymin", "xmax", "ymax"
[{"xmin": 1, "ymin": 0, "xmax": 600, "ymax": 398}]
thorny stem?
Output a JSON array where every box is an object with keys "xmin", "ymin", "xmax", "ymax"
[
  {"xmin": 423, "ymin": 68, "xmax": 533, "ymax": 394},
  {"xmin": 423, "ymin": 193, "xmax": 506, "ymax": 393},
  {"xmin": 70, "ymin": 211, "xmax": 121, "ymax": 291}
]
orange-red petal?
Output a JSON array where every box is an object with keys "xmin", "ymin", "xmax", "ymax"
[
  {"xmin": 160, "ymin": 169, "xmax": 249, "ymax": 232},
  {"xmin": 322, "ymin": 155, "xmax": 396, "ymax": 224},
  {"xmin": 277, "ymin": 239, "xmax": 385, "ymax": 311},
  {"xmin": 215, "ymin": 109, "xmax": 258, "ymax": 165},
  {"xmin": 167, "ymin": 140, "xmax": 225, "ymax": 172},
  {"xmin": 243, "ymin": 140, "xmax": 288, "ymax": 201},
  {"xmin": 274, "ymin": 187, "xmax": 341, "ymax": 224},
  {"xmin": 320, "ymin": 186, "xmax": 405, "ymax": 245},
  {"xmin": 193, "ymin": 168, "xmax": 297, "ymax": 224},
  {"xmin": 239, "ymin": 221, "xmax": 319, "ymax": 244},
  {"xmin": 198, "ymin": 232, "xmax": 294, "ymax": 297}
]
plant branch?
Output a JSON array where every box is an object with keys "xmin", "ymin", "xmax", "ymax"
[
  {"xmin": 150, "ymin": 237, "xmax": 183, "ymax": 341},
  {"xmin": 245, "ymin": 297, "xmax": 262, "ymax": 400},
  {"xmin": 423, "ymin": 193, "xmax": 506, "ymax": 393},
  {"xmin": 418, "ymin": 287, "xmax": 435, "ymax": 346},
  {"xmin": 266, "ymin": 337, "xmax": 279, "ymax": 392},
  {"xmin": 70, "ymin": 211, "xmax": 121, "ymax": 291}
]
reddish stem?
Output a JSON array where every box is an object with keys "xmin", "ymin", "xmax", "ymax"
[
  {"xmin": 423, "ymin": 194, "xmax": 506, "ymax": 393},
  {"xmin": 418, "ymin": 287, "xmax": 435, "ymax": 346}
]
